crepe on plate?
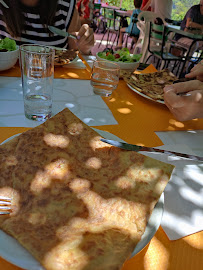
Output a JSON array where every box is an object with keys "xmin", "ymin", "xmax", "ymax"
[
  {"xmin": 124, "ymin": 69, "xmax": 177, "ymax": 101},
  {"xmin": 0, "ymin": 108, "xmax": 174, "ymax": 270}
]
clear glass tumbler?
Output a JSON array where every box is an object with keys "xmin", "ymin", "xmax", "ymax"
[
  {"xmin": 19, "ymin": 44, "xmax": 55, "ymax": 121},
  {"xmin": 90, "ymin": 60, "xmax": 120, "ymax": 97}
]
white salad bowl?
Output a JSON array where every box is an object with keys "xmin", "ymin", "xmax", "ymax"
[
  {"xmin": 0, "ymin": 46, "xmax": 19, "ymax": 71},
  {"xmin": 96, "ymin": 52, "xmax": 140, "ymax": 71}
]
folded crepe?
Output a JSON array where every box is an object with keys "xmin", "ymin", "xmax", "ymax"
[{"xmin": 0, "ymin": 108, "xmax": 174, "ymax": 270}]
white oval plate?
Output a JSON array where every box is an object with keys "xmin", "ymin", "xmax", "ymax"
[
  {"xmin": 0, "ymin": 130, "xmax": 163, "ymax": 270},
  {"xmin": 127, "ymin": 83, "xmax": 165, "ymax": 105}
]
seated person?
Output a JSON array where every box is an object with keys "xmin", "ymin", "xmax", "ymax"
[
  {"xmin": 0, "ymin": 0, "xmax": 94, "ymax": 55},
  {"xmin": 116, "ymin": 0, "xmax": 142, "ymax": 49},
  {"xmin": 173, "ymin": 1, "xmax": 203, "ymax": 58},
  {"xmin": 76, "ymin": 0, "xmax": 94, "ymax": 26}
]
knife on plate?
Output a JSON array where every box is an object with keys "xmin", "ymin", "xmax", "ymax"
[
  {"xmin": 48, "ymin": 26, "xmax": 77, "ymax": 40},
  {"xmin": 100, "ymin": 139, "xmax": 203, "ymax": 162}
]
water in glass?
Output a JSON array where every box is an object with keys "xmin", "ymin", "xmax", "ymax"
[
  {"xmin": 20, "ymin": 45, "xmax": 55, "ymax": 121},
  {"xmin": 91, "ymin": 60, "xmax": 120, "ymax": 97}
]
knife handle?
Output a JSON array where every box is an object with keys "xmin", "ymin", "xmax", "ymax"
[{"xmin": 141, "ymin": 147, "xmax": 203, "ymax": 162}]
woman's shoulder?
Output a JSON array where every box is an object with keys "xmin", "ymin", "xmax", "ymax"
[
  {"xmin": 189, "ymin": 5, "xmax": 201, "ymax": 13},
  {"xmin": 185, "ymin": 4, "xmax": 201, "ymax": 18}
]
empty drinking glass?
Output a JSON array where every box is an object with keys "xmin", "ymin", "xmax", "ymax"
[
  {"xmin": 90, "ymin": 60, "xmax": 120, "ymax": 97},
  {"xmin": 19, "ymin": 44, "xmax": 55, "ymax": 121}
]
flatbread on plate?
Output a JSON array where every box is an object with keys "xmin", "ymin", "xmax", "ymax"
[
  {"xmin": 124, "ymin": 69, "xmax": 177, "ymax": 101},
  {"xmin": 0, "ymin": 108, "xmax": 174, "ymax": 270}
]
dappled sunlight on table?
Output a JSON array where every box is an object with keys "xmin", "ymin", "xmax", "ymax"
[
  {"xmin": 0, "ymin": 63, "xmax": 91, "ymax": 80},
  {"xmin": 169, "ymin": 119, "xmax": 185, "ymax": 128},
  {"xmin": 101, "ymin": 79, "xmax": 203, "ymax": 147},
  {"xmin": 144, "ymin": 236, "xmax": 169, "ymax": 270},
  {"xmin": 54, "ymin": 68, "xmax": 90, "ymax": 80},
  {"xmin": 117, "ymin": 108, "xmax": 132, "ymax": 114}
]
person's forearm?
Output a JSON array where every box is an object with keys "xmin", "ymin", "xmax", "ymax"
[{"xmin": 186, "ymin": 20, "xmax": 203, "ymax": 30}]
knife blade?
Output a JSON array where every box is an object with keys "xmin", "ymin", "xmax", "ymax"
[
  {"xmin": 48, "ymin": 26, "xmax": 77, "ymax": 40},
  {"xmin": 100, "ymin": 139, "xmax": 203, "ymax": 162},
  {"xmin": 0, "ymin": 0, "xmax": 9, "ymax": 8}
]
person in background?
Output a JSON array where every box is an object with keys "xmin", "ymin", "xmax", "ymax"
[
  {"xmin": 173, "ymin": 0, "xmax": 203, "ymax": 60},
  {"xmin": 141, "ymin": 0, "xmax": 151, "ymax": 11},
  {"xmin": 150, "ymin": 0, "xmax": 172, "ymax": 20},
  {"xmin": 76, "ymin": 0, "xmax": 94, "ymax": 26},
  {"xmin": 0, "ymin": 0, "xmax": 94, "ymax": 55},
  {"xmin": 164, "ymin": 61, "xmax": 203, "ymax": 121},
  {"xmin": 115, "ymin": 0, "xmax": 142, "ymax": 50}
]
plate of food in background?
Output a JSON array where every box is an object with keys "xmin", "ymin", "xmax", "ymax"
[
  {"xmin": 54, "ymin": 48, "xmax": 79, "ymax": 66},
  {"xmin": 96, "ymin": 48, "xmax": 141, "ymax": 71},
  {"xmin": 124, "ymin": 69, "xmax": 178, "ymax": 104}
]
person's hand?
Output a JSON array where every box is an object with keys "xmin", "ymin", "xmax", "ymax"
[
  {"xmin": 164, "ymin": 80, "xmax": 203, "ymax": 121},
  {"xmin": 185, "ymin": 61, "xmax": 203, "ymax": 81},
  {"xmin": 71, "ymin": 24, "xmax": 94, "ymax": 55}
]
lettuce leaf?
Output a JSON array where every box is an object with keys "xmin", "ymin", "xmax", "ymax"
[
  {"xmin": 98, "ymin": 48, "xmax": 142, "ymax": 63},
  {"xmin": 0, "ymin": 37, "xmax": 17, "ymax": 51}
]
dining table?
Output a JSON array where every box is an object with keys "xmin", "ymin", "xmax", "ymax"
[{"xmin": 0, "ymin": 55, "xmax": 202, "ymax": 270}]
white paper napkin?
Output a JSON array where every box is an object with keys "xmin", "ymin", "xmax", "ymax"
[
  {"xmin": 142, "ymin": 144, "xmax": 203, "ymax": 240},
  {"xmin": 0, "ymin": 77, "xmax": 117, "ymax": 128}
]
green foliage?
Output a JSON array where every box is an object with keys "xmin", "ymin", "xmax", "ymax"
[
  {"xmin": 105, "ymin": 0, "xmax": 121, "ymax": 8},
  {"xmin": 121, "ymin": 0, "xmax": 134, "ymax": 11},
  {"xmin": 106, "ymin": 0, "xmax": 134, "ymax": 10},
  {"xmin": 106, "ymin": 0, "xmax": 200, "ymax": 21},
  {"xmin": 172, "ymin": 0, "xmax": 199, "ymax": 20}
]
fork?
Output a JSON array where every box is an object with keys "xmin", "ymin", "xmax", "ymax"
[{"xmin": 0, "ymin": 196, "xmax": 11, "ymax": 215}]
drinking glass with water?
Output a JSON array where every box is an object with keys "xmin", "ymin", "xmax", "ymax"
[
  {"xmin": 90, "ymin": 60, "xmax": 120, "ymax": 97},
  {"xmin": 19, "ymin": 45, "xmax": 55, "ymax": 121}
]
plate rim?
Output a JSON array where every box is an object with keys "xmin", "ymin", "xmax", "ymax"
[
  {"xmin": 0, "ymin": 131, "xmax": 164, "ymax": 269},
  {"xmin": 127, "ymin": 83, "xmax": 165, "ymax": 105}
]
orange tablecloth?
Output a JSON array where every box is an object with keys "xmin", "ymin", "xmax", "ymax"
[
  {"xmin": 0, "ymin": 62, "xmax": 91, "ymax": 80},
  {"xmin": 0, "ymin": 64, "xmax": 203, "ymax": 270}
]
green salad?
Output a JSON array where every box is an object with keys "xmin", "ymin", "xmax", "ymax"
[
  {"xmin": 0, "ymin": 37, "xmax": 17, "ymax": 51},
  {"xmin": 97, "ymin": 48, "xmax": 142, "ymax": 63}
]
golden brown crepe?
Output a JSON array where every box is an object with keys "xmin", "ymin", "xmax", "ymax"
[
  {"xmin": 0, "ymin": 108, "xmax": 174, "ymax": 270},
  {"xmin": 124, "ymin": 69, "xmax": 177, "ymax": 101}
]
